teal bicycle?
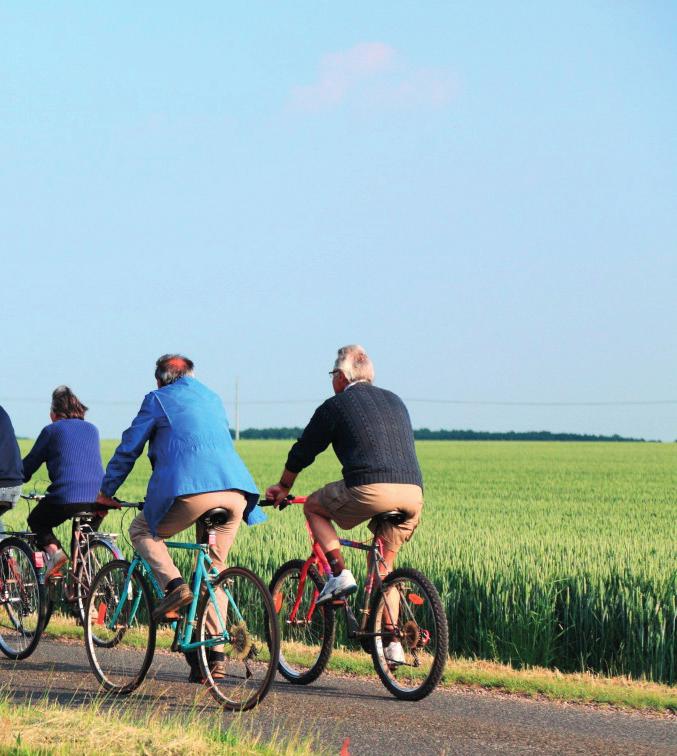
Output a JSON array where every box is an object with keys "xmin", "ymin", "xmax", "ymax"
[{"xmin": 83, "ymin": 502, "xmax": 279, "ymax": 711}]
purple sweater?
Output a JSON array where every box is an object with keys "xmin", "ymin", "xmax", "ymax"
[{"xmin": 23, "ymin": 419, "xmax": 104, "ymax": 504}]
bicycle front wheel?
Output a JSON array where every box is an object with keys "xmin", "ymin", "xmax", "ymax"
[
  {"xmin": 84, "ymin": 559, "xmax": 156, "ymax": 694},
  {"xmin": 196, "ymin": 566, "xmax": 279, "ymax": 710},
  {"xmin": 0, "ymin": 537, "xmax": 45, "ymax": 660},
  {"xmin": 75, "ymin": 537, "xmax": 121, "ymax": 639},
  {"xmin": 269, "ymin": 559, "xmax": 335, "ymax": 684},
  {"xmin": 369, "ymin": 567, "xmax": 448, "ymax": 701}
]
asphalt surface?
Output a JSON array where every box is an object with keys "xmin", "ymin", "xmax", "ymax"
[{"xmin": 0, "ymin": 638, "xmax": 675, "ymax": 755}]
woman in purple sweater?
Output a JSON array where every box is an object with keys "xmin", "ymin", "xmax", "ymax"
[{"xmin": 23, "ymin": 386, "xmax": 105, "ymax": 576}]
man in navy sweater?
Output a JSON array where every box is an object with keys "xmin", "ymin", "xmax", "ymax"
[
  {"xmin": 266, "ymin": 345, "xmax": 423, "ymax": 665},
  {"xmin": 0, "ymin": 406, "xmax": 23, "ymax": 529}
]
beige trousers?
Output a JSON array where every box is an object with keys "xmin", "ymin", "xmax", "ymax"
[
  {"xmin": 129, "ymin": 491, "xmax": 246, "ymax": 589},
  {"xmin": 315, "ymin": 481, "xmax": 423, "ymax": 552}
]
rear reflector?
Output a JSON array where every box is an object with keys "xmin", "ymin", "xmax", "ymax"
[
  {"xmin": 96, "ymin": 602, "xmax": 107, "ymax": 625},
  {"xmin": 273, "ymin": 592, "xmax": 283, "ymax": 613},
  {"xmin": 408, "ymin": 593, "xmax": 424, "ymax": 605}
]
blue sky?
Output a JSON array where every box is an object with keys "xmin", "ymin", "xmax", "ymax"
[{"xmin": 1, "ymin": 2, "xmax": 676, "ymax": 440}]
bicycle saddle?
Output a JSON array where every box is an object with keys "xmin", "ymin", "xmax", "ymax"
[
  {"xmin": 199, "ymin": 508, "xmax": 231, "ymax": 528},
  {"xmin": 372, "ymin": 510, "xmax": 407, "ymax": 525}
]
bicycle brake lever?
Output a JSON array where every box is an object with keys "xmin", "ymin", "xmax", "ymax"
[{"xmin": 277, "ymin": 495, "xmax": 294, "ymax": 512}]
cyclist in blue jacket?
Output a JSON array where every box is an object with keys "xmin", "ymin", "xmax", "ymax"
[{"xmin": 97, "ymin": 354, "xmax": 265, "ymax": 679}]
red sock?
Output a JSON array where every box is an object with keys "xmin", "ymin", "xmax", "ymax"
[{"xmin": 325, "ymin": 549, "xmax": 345, "ymax": 577}]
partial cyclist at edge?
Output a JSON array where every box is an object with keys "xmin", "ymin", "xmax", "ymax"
[
  {"xmin": 22, "ymin": 387, "xmax": 106, "ymax": 576},
  {"xmin": 0, "ymin": 404, "xmax": 23, "ymax": 533},
  {"xmin": 266, "ymin": 344, "xmax": 424, "ymax": 667},
  {"xmin": 96, "ymin": 353, "xmax": 266, "ymax": 682}
]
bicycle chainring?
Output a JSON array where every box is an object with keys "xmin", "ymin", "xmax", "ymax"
[{"xmin": 401, "ymin": 620, "xmax": 421, "ymax": 650}]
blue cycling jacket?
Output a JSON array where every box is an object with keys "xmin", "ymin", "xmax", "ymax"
[{"xmin": 101, "ymin": 377, "xmax": 265, "ymax": 535}]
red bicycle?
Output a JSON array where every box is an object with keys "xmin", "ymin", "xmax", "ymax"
[{"xmin": 265, "ymin": 496, "xmax": 448, "ymax": 701}]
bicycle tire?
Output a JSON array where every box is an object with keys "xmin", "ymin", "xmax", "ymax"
[
  {"xmin": 368, "ymin": 566, "xmax": 448, "ymax": 701},
  {"xmin": 269, "ymin": 558, "xmax": 335, "ymax": 684},
  {"xmin": 196, "ymin": 565, "xmax": 279, "ymax": 711},
  {"xmin": 42, "ymin": 596, "xmax": 55, "ymax": 630},
  {"xmin": 84, "ymin": 559, "xmax": 156, "ymax": 694},
  {"xmin": 0, "ymin": 536, "xmax": 45, "ymax": 660}
]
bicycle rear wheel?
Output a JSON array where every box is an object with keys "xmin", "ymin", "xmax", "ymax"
[
  {"xmin": 75, "ymin": 537, "xmax": 121, "ymax": 639},
  {"xmin": 0, "ymin": 537, "xmax": 45, "ymax": 660},
  {"xmin": 196, "ymin": 566, "xmax": 279, "ymax": 710},
  {"xmin": 84, "ymin": 559, "xmax": 156, "ymax": 693},
  {"xmin": 369, "ymin": 567, "xmax": 448, "ymax": 701},
  {"xmin": 269, "ymin": 559, "xmax": 335, "ymax": 684}
]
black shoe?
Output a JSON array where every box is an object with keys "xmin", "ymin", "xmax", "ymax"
[{"xmin": 152, "ymin": 584, "xmax": 193, "ymax": 621}]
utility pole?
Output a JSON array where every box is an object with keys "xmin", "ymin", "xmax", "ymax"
[{"xmin": 235, "ymin": 377, "xmax": 240, "ymax": 442}]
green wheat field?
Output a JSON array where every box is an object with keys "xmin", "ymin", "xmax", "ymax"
[{"xmin": 10, "ymin": 439, "xmax": 677, "ymax": 685}]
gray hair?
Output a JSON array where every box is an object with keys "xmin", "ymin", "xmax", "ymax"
[
  {"xmin": 155, "ymin": 354, "xmax": 195, "ymax": 387},
  {"xmin": 333, "ymin": 345, "xmax": 374, "ymax": 383}
]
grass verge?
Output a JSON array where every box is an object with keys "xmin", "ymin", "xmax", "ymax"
[
  {"xmin": 0, "ymin": 691, "xmax": 317, "ymax": 755},
  {"xmin": 45, "ymin": 614, "xmax": 676, "ymax": 714},
  {"xmin": 318, "ymin": 645, "xmax": 677, "ymax": 713}
]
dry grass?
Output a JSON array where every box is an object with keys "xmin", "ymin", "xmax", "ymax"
[{"xmin": 0, "ymin": 692, "xmax": 319, "ymax": 755}]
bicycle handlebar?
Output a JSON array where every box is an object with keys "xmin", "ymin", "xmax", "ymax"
[
  {"xmin": 110, "ymin": 499, "xmax": 144, "ymax": 510},
  {"xmin": 259, "ymin": 495, "xmax": 307, "ymax": 511}
]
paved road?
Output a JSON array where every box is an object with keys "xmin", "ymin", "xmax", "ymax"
[{"xmin": 1, "ymin": 639, "xmax": 675, "ymax": 755}]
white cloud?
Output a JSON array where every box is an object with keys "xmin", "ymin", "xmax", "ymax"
[{"xmin": 289, "ymin": 42, "xmax": 454, "ymax": 112}]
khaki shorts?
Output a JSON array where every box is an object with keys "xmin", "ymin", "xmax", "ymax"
[{"xmin": 313, "ymin": 481, "xmax": 423, "ymax": 552}]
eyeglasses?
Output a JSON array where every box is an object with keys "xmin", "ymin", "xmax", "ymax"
[{"xmin": 328, "ymin": 369, "xmax": 342, "ymax": 377}]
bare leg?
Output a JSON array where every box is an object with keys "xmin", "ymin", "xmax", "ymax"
[
  {"xmin": 304, "ymin": 494, "xmax": 340, "ymax": 552},
  {"xmin": 370, "ymin": 545, "xmax": 400, "ymax": 634}
]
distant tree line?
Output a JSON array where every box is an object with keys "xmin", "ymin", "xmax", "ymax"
[
  {"xmin": 236, "ymin": 427, "xmax": 305, "ymax": 440},
  {"xmin": 231, "ymin": 427, "xmax": 647, "ymax": 442},
  {"xmin": 412, "ymin": 428, "xmax": 646, "ymax": 442}
]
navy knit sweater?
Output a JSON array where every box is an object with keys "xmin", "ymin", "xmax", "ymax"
[
  {"xmin": 286, "ymin": 382, "xmax": 423, "ymax": 489},
  {"xmin": 0, "ymin": 406, "xmax": 23, "ymax": 488},
  {"xmin": 23, "ymin": 419, "xmax": 104, "ymax": 504}
]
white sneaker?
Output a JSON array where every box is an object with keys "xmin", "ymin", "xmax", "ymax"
[
  {"xmin": 384, "ymin": 641, "xmax": 405, "ymax": 668},
  {"xmin": 383, "ymin": 641, "xmax": 406, "ymax": 672},
  {"xmin": 315, "ymin": 569, "xmax": 357, "ymax": 605},
  {"xmin": 43, "ymin": 548, "xmax": 68, "ymax": 578}
]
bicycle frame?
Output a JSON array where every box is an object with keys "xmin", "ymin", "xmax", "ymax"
[
  {"xmin": 288, "ymin": 518, "xmax": 394, "ymax": 641},
  {"xmin": 58, "ymin": 516, "xmax": 120, "ymax": 602},
  {"xmin": 107, "ymin": 541, "xmax": 240, "ymax": 652},
  {"xmin": 7, "ymin": 496, "xmax": 120, "ymax": 592},
  {"xmin": 0, "ymin": 531, "xmax": 45, "ymax": 584},
  {"xmin": 0, "ymin": 551, "xmax": 27, "ymax": 597}
]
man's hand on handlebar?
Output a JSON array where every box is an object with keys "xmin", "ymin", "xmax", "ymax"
[
  {"xmin": 265, "ymin": 484, "xmax": 291, "ymax": 507},
  {"xmin": 266, "ymin": 468, "xmax": 298, "ymax": 507},
  {"xmin": 95, "ymin": 491, "xmax": 122, "ymax": 517}
]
